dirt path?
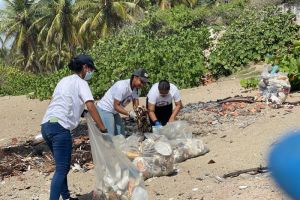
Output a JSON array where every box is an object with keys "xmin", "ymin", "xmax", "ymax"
[{"xmin": 1, "ymin": 77, "xmax": 299, "ymax": 200}]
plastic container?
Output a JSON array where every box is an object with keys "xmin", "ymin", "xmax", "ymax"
[{"xmin": 33, "ymin": 133, "xmax": 44, "ymax": 145}]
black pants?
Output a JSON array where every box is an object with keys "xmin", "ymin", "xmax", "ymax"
[{"xmin": 146, "ymin": 98, "xmax": 173, "ymax": 126}]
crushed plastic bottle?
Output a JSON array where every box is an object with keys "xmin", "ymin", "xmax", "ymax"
[{"xmin": 33, "ymin": 133, "xmax": 44, "ymax": 145}]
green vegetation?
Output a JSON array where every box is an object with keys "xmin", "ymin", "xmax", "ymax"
[
  {"xmin": 209, "ymin": 6, "xmax": 299, "ymax": 77},
  {"xmin": 240, "ymin": 77, "xmax": 259, "ymax": 89},
  {"xmin": 266, "ymin": 40, "xmax": 300, "ymax": 91},
  {"xmin": 0, "ymin": 66, "xmax": 36, "ymax": 96},
  {"xmin": 89, "ymin": 26, "xmax": 210, "ymax": 98},
  {"xmin": 1, "ymin": 0, "xmax": 300, "ymax": 99}
]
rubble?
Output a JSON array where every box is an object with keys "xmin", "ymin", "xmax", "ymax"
[{"xmin": 179, "ymin": 95, "xmax": 282, "ymax": 136}]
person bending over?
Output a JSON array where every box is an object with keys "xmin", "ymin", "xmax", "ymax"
[{"xmin": 147, "ymin": 80, "xmax": 183, "ymax": 127}]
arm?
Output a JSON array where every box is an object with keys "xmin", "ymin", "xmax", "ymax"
[
  {"xmin": 168, "ymin": 100, "xmax": 183, "ymax": 122},
  {"xmin": 114, "ymin": 99, "xmax": 130, "ymax": 116},
  {"xmin": 148, "ymin": 103, "xmax": 158, "ymax": 122},
  {"xmin": 86, "ymin": 101, "xmax": 107, "ymax": 132},
  {"xmin": 132, "ymin": 88, "xmax": 140, "ymax": 109},
  {"xmin": 133, "ymin": 99, "xmax": 139, "ymax": 109}
]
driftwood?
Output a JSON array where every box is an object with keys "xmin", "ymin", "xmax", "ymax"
[
  {"xmin": 284, "ymin": 101, "xmax": 300, "ymax": 106},
  {"xmin": 223, "ymin": 166, "xmax": 268, "ymax": 178},
  {"xmin": 218, "ymin": 96, "xmax": 255, "ymax": 104}
]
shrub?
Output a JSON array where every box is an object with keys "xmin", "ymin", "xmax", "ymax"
[{"xmin": 208, "ymin": 6, "xmax": 299, "ymax": 77}]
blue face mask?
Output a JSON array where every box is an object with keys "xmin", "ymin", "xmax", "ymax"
[{"xmin": 84, "ymin": 71, "xmax": 93, "ymax": 81}]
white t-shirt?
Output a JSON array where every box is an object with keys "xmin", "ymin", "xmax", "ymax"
[
  {"xmin": 97, "ymin": 79, "xmax": 139, "ymax": 113},
  {"xmin": 42, "ymin": 74, "xmax": 94, "ymax": 130},
  {"xmin": 147, "ymin": 82, "xmax": 181, "ymax": 107}
]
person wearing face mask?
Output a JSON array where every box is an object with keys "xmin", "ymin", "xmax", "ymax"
[
  {"xmin": 147, "ymin": 80, "xmax": 183, "ymax": 127},
  {"xmin": 41, "ymin": 54, "xmax": 107, "ymax": 200},
  {"xmin": 96, "ymin": 68, "xmax": 148, "ymax": 135}
]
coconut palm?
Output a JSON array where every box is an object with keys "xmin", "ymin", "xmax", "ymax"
[
  {"xmin": 74, "ymin": 0, "xmax": 143, "ymax": 43},
  {"xmin": 33, "ymin": 0, "xmax": 78, "ymax": 70},
  {"xmin": 0, "ymin": 0, "xmax": 42, "ymax": 72}
]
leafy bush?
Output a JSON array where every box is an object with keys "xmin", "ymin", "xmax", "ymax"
[
  {"xmin": 90, "ymin": 26, "xmax": 210, "ymax": 98},
  {"xmin": 240, "ymin": 77, "xmax": 259, "ymax": 89},
  {"xmin": 267, "ymin": 40, "xmax": 300, "ymax": 91},
  {"xmin": 208, "ymin": 7, "xmax": 300, "ymax": 77},
  {"xmin": 0, "ymin": 65, "xmax": 71, "ymax": 100},
  {"xmin": 0, "ymin": 65, "xmax": 36, "ymax": 96}
]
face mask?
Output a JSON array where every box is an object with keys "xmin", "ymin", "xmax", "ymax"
[{"xmin": 84, "ymin": 71, "xmax": 93, "ymax": 81}]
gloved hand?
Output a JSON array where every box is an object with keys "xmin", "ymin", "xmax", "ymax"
[
  {"xmin": 154, "ymin": 121, "xmax": 162, "ymax": 127},
  {"xmin": 128, "ymin": 110, "xmax": 137, "ymax": 119},
  {"xmin": 100, "ymin": 128, "xmax": 108, "ymax": 133},
  {"xmin": 81, "ymin": 109, "xmax": 88, "ymax": 117}
]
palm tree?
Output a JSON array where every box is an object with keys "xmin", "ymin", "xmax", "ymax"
[
  {"xmin": 0, "ymin": 0, "xmax": 41, "ymax": 72},
  {"xmin": 33, "ymin": 0, "xmax": 78, "ymax": 70},
  {"xmin": 74, "ymin": 0, "xmax": 143, "ymax": 44}
]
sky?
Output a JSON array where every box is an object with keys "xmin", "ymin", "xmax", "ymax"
[{"xmin": 0, "ymin": 1, "xmax": 5, "ymax": 9}]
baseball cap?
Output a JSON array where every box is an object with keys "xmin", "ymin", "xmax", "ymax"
[
  {"xmin": 132, "ymin": 68, "xmax": 149, "ymax": 83},
  {"xmin": 76, "ymin": 54, "xmax": 97, "ymax": 71}
]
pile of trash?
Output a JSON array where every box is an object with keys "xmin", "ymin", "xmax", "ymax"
[
  {"xmin": 258, "ymin": 65, "xmax": 291, "ymax": 106},
  {"xmin": 113, "ymin": 121, "xmax": 209, "ymax": 179},
  {"xmin": 86, "ymin": 114, "xmax": 208, "ymax": 199}
]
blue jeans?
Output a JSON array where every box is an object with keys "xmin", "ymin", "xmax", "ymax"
[
  {"xmin": 97, "ymin": 107, "xmax": 125, "ymax": 136},
  {"xmin": 41, "ymin": 122, "xmax": 72, "ymax": 200}
]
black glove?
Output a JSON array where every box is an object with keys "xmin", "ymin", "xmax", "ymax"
[
  {"xmin": 100, "ymin": 128, "xmax": 108, "ymax": 133},
  {"xmin": 81, "ymin": 109, "xmax": 88, "ymax": 117}
]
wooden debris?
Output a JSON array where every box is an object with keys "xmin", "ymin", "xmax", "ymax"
[{"xmin": 223, "ymin": 166, "xmax": 268, "ymax": 178}]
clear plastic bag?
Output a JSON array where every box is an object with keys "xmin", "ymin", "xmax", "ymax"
[
  {"xmin": 86, "ymin": 113, "xmax": 148, "ymax": 200},
  {"xmin": 132, "ymin": 138, "xmax": 175, "ymax": 179},
  {"xmin": 158, "ymin": 121, "xmax": 193, "ymax": 140},
  {"xmin": 156, "ymin": 121, "xmax": 209, "ymax": 163},
  {"xmin": 259, "ymin": 65, "xmax": 291, "ymax": 105},
  {"xmin": 172, "ymin": 139, "xmax": 209, "ymax": 163}
]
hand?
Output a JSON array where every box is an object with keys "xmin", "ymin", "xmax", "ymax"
[
  {"xmin": 81, "ymin": 109, "xmax": 88, "ymax": 117},
  {"xmin": 100, "ymin": 128, "xmax": 108, "ymax": 133},
  {"xmin": 128, "ymin": 110, "xmax": 137, "ymax": 119},
  {"xmin": 168, "ymin": 117, "xmax": 175, "ymax": 123}
]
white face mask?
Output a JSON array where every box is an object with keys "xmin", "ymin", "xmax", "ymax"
[{"xmin": 84, "ymin": 71, "xmax": 93, "ymax": 81}]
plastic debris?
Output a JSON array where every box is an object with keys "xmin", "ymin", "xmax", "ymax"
[{"xmin": 258, "ymin": 65, "xmax": 291, "ymax": 105}]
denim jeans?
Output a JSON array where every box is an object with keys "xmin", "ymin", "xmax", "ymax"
[
  {"xmin": 97, "ymin": 107, "xmax": 125, "ymax": 136},
  {"xmin": 41, "ymin": 122, "xmax": 72, "ymax": 200}
]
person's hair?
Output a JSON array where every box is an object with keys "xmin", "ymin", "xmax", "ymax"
[
  {"xmin": 68, "ymin": 57, "xmax": 84, "ymax": 73},
  {"xmin": 158, "ymin": 80, "xmax": 170, "ymax": 91}
]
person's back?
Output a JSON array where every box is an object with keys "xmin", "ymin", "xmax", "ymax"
[{"xmin": 42, "ymin": 74, "xmax": 91, "ymax": 130}]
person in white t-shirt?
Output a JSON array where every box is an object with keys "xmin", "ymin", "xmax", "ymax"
[
  {"xmin": 147, "ymin": 80, "xmax": 183, "ymax": 126},
  {"xmin": 97, "ymin": 68, "xmax": 149, "ymax": 135},
  {"xmin": 41, "ymin": 54, "xmax": 107, "ymax": 200}
]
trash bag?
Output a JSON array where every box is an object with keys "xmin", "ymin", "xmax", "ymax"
[
  {"xmin": 259, "ymin": 65, "xmax": 291, "ymax": 105},
  {"xmin": 132, "ymin": 138, "xmax": 175, "ymax": 179},
  {"xmin": 159, "ymin": 121, "xmax": 193, "ymax": 140},
  {"xmin": 156, "ymin": 121, "xmax": 209, "ymax": 163},
  {"xmin": 85, "ymin": 113, "xmax": 148, "ymax": 200},
  {"xmin": 172, "ymin": 139, "xmax": 209, "ymax": 163},
  {"xmin": 112, "ymin": 134, "xmax": 142, "ymax": 161}
]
